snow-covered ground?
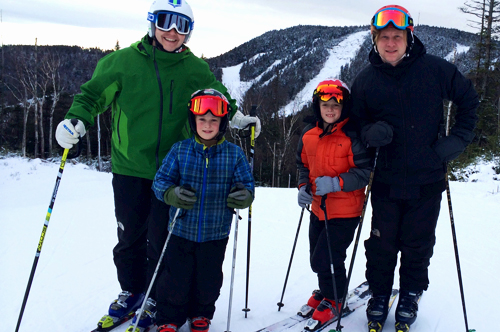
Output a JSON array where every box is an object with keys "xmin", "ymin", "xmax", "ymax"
[{"xmin": 2, "ymin": 156, "xmax": 499, "ymax": 332}]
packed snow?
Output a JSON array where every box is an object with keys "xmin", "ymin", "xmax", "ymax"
[
  {"xmin": 2, "ymin": 155, "xmax": 498, "ymax": 332},
  {"xmin": 221, "ymin": 30, "xmax": 370, "ymax": 117}
]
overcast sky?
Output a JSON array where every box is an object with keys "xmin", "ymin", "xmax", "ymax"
[{"xmin": 2, "ymin": 0, "xmax": 476, "ymax": 58}]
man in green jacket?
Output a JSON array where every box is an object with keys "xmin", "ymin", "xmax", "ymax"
[{"xmin": 54, "ymin": 1, "xmax": 261, "ymax": 331}]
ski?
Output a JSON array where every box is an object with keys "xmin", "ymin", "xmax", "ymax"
[
  {"xmin": 91, "ymin": 312, "xmax": 136, "ymax": 332},
  {"xmin": 124, "ymin": 324, "xmax": 155, "ymax": 332},
  {"xmin": 367, "ymin": 289, "xmax": 399, "ymax": 332},
  {"xmin": 395, "ymin": 322, "xmax": 410, "ymax": 332},
  {"xmin": 255, "ymin": 281, "xmax": 370, "ymax": 332},
  {"xmin": 303, "ymin": 306, "xmax": 354, "ymax": 332}
]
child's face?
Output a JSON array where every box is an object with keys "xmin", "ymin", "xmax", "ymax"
[
  {"xmin": 155, "ymin": 28, "xmax": 186, "ymax": 52},
  {"xmin": 195, "ymin": 112, "xmax": 221, "ymax": 143},
  {"xmin": 320, "ymin": 99, "xmax": 342, "ymax": 127}
]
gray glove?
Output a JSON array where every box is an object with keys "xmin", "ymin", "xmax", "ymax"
[
  {"xmin": 164, "ymin": 185, "xmax": 197, "ymax": 210},
  {"xmin": 297, "ymin": 185, "xmax": 312, "ymax": 208},
  {"xmin": 361, "ymin": 121, "xmax": 393, "ymax": 147},
  {"xmin": 315, "ymin": 176, "xmax": 341, "ymax": 196}
]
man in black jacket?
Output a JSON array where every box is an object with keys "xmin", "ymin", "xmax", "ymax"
[{"xmin": 350, "ymin": 5, "xmax": 478, "ymax": 332}]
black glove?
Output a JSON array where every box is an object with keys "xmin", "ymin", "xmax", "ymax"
[
  {"xmin": 433, "ymin": 135, "xmax": 466, "ymax": 162},
  {"xmin": 227, "ymin": 183, "xmax": 253, "ymax": 209},
  {"xmin": 361, "ymin": 121, "xmax": 393, "ymax": 147},
  {"xmin": 164, "ymin": 185, "xmax": 197, "ymax": 210}
]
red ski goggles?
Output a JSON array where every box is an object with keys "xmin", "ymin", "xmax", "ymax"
[
  {"xmin": 189, "ymin": 96, "xmax": 229, "ymax": 117},
  {"xmin": 372, "ymin": 7, "xmax": 414, "ymax": 30},
  {"xmin": 314, "ymin": 84, "xmax": 345, "ymax": 103},
  {"xmin": 147, "ymin": 11, "xmax": 193, "ymax": 35}
]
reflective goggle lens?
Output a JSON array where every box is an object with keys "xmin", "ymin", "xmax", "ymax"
[
  {"xmin": 373, "ymin": 8, "xmax": 410, "ymax": 29},
  {"xmin": 314, "ymin": 85, "xmax": 344, "ymax": 103},
  {"xmin": 153, "ymin": 12, "xmax": 192, "ymax": 34},
  {"xmin": 190, "ymin": 96, "xmax": 228, "ymax": 117}
]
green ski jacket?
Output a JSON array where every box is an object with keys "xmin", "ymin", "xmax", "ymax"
[{"xmin": 66, "ymin": 35, "xmax": 237, "ymax": 180}]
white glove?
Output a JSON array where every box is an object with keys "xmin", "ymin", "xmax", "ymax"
[
  {"xmin": 55, "ymin": 119, "xmax": 86, "ymax": 149},
  {"xmin": 230, "ymin": 110, "xmax": 262, "ymax": 138}
]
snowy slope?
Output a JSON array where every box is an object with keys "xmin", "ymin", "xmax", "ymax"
[
  {"xmin": 2, "ymin": 156, "xmax": 498, "ymax": 332},
  {"xmin": 221, "ymin": 30, "xmax": 369, "ymax": 115}
]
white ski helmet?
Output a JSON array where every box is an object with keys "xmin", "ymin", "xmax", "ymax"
[{"xmin": 147, "ymin": 0, "xmax": 195, "ymax": 43}]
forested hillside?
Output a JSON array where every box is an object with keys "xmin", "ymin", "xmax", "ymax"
[{"xmin": 1, "ymin": 24, "xmax": 498, "ymax": 187}]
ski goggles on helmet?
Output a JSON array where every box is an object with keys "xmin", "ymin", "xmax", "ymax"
[
  {"xmin": 314, "ymin": 84, "xmax": 345, "ymax": 103},
  {"xmin": 147, "ymin": 11, "xmax": 193, "ymax": 35},
  {"xmin": 372, "ymin": 7, "xmax": 413, "ymax": 30},
  {"xmin": 189, "ymin": 95, "xmax": 229, "ymax": 117}
]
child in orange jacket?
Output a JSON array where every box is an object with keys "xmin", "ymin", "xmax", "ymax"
[{"xmin": 296, "ymin": 79, "xmax": 370, "ymax": 330}]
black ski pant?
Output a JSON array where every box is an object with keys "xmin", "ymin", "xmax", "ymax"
[
  {"xmin": 156, "ymin": 234, "xmax": 229, "ymax": 327},
  {"xmin": 364, "ymin": 191, "xmax": 442, "ymax": 296},
  {"xmin": 112, "ymin": 173, "xmax": 170, "ymax": 301},
  {"xmin": 309, "ymin": 213, "xmax": 359, "ymax": 302}
]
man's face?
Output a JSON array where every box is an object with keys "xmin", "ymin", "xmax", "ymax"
[{"xmin": 376, "ymin": 26, "xmax": 407, "ymax": 66}]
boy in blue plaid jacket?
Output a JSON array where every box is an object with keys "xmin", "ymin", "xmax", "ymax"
[{"xmin": 152, "ymin": 89, "xmax": 255, "ymax": 332}]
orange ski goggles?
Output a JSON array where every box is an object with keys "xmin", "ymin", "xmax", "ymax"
[
  {"xmin": 189, "ymin": 95, "xmax": 229, "ymax": 117},
  {"xmin": 372, "ymin": 7, "xmax": 413, "ymax": 30},
  {"xmin": 314, "ymin": 84, "xmax": 345, "ymax": 104}
]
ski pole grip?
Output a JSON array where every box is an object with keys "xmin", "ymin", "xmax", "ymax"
[
  {"xmin": 66, "ymin": 119, "xmax": 82, "ymax": 160},
  {"xmin": 320, "ymin": 195, "xmax": 327, "ymax": 213}
]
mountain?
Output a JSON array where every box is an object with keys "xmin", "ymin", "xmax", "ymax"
[{"xmin": 206, "ymin": 24, "xmax": 479, "ymax": 115}]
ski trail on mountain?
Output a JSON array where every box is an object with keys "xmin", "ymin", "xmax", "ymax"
[{"xmin": 282, "ymin": 30, "xmax": 369, "ymax": 115}]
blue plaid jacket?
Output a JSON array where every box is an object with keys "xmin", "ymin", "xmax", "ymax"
[{"xmin": 153, "ymin": 137, "xmax": 255, "ymax": 242}]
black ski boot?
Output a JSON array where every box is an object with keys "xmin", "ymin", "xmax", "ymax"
[
  {"xmin": 366, "ymin": 294, "xmax": 390, "ymax": 332},
  {"xmin": 394, "ymin": 290, "xmax": 423, "ymax": 330}
]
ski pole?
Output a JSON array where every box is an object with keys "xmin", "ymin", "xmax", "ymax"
[
  {"xmin": 442, "ymin": 106, "xmax": 474, "ymax": 332},
  {"xmin": 277, "ymin": 184, "xmax": 311, "ymax": 311},
  {"xmin": 243, "ymin": 105, "xmax": 257, "ymax": 318},
  {"xmin": 333, "ymin": 147, "xmax": 379, "ymax": 332},
  {"xmin": 320, "ymin": 195, "xmax": 340, "ymax": 318},
  {"xmin": 445, "ymin": 171, "xmax": 475, "ymax": 332},
  {"xmin": 277, "ymin": 206, "xmax": 306, "ymax": 311},
  {"xmin": 15, "ymin": 134, "xmax": 81, "ymax": 332},
  {"xmin": 131, "ymin": 207, "xmax": 181, "ymax": 332},
  {"xmin": 226, "ymin": 209, "xmax": 241, "ymax": 332}
]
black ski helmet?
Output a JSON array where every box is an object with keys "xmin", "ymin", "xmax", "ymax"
[{"xmin": 187, "ymin": 88, "xmax": 232, "ymax": 141}]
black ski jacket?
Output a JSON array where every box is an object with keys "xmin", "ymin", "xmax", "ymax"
[{"xmin": 351, "ymin": 35, "xmax": 478, "ymax": 199}]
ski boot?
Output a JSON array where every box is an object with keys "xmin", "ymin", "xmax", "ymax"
[
  {"xmin": 96, "ymin": 291, "xmax": 145, "ymax": 331},
  {"xmin": 298, "ymin": 289, "xmax": 324, "ymax": 318},
  {"xmin": 366, "ymin": 293, "xmax": 391, "ymax": 332},
  {"xmin": 190, "ymin": 317, "xmax": 211, "ymax": 332},
  {"xmin": 304, "ymin": 298, "xmax": 341, "ymax": 331},
  {"xmin": 126, "ymin": 297, "xmax": 157, "ymax": 332},
  {"xmin": 156, "ymin": 324, "xmax": 178, "ymax": 332},
  {"xmin": 394, "ymin": 290, "xmax": 423, "ymax": 331}
]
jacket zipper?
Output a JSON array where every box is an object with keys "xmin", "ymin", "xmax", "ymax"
[
  {"xmin": 198, "ymin": 149, "xmax": 209, "ymax": 242},
  {"xmin": 153, "ymin": 48, "xmax": 165, "ymax": 171}
]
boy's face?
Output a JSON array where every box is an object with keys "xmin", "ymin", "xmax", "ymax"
[
  {"xmin": 195, "ymin": 112, "xmax": 221, "ymax": 143},
  {"xmin": 155, "ymin": 28, "xmax": 186, "ymax": 52},
  {"xmin": 319, "ymin": 99, "xmax": 342, "ymax": 127}
]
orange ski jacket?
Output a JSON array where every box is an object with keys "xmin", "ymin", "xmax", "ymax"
[{"xmin": 297, "ymin": 118, "xmax": 370, "ymax": 220}]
